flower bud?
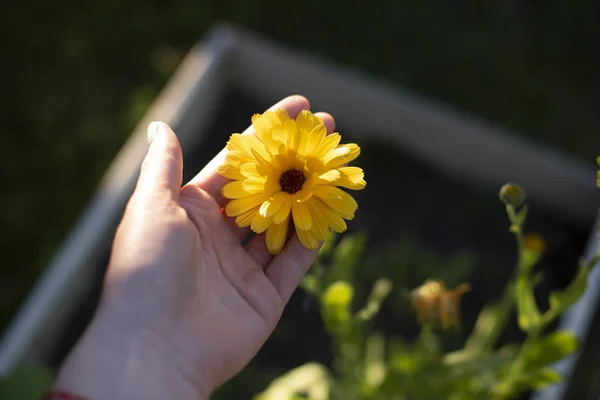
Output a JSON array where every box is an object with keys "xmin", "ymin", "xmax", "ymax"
[{"xmin": 499, "ymin": 183, "xmax": 525, "ymax": 208}]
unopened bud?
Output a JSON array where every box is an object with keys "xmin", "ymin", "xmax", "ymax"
[{"xmin": 499, "ymin": 183, "xmax": 525, "ymax": 208}]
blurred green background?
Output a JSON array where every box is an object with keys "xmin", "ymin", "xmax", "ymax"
[{"xmin": 1, "ymin": 0, "xmax": 600, "ymax": 396}]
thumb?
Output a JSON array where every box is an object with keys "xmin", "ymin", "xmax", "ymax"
[{"xmin": 136, "ymin": 121, "xmax": 183, "ymax": 199}]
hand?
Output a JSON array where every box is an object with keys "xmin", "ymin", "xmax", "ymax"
[{"xmin": 54, "ymin": 96, "xmax": 336, "ymax": 399}]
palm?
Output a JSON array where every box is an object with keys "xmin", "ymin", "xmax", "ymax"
[{"xmin": 173, "ymin": 186, "xmax": 284, "ymax": 387}]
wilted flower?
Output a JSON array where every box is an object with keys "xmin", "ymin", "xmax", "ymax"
[
  {"xmin": 499, "ymin": 183, "xmax": 525, "ymax": 208},
  {"xmin": 411, "ymin": 280, "xmax": 470, "ymax": 331},
  {"xmin": 219, "ymin": 109, "xmax": 366, "ymax": 254}
]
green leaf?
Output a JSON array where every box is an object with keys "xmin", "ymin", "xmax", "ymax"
[
  {"xmin": 321, "ymin": 281, "xmax": 354, "ymax": 333},
  {"xmin": 364, "ymin": 332, "xmax": 387, "ymax": 390},
  {"xmin": 253, "ymin": 363, "xmax": 331, "ymax": 400},
  {"xmin": 549, "ymin": 260, "xmax": 594, "ymax": 315},
  {"xmin": 525, "ymin": 368, "xmax": 562, "ymax": 390},
  {"xmin": 515, "ymin": 273, "xmax": 542, "ymax": 332},
  {"xmin": 0, "ymin": 364, "xmax": 55, "ymax": 400},
  {"xmin": 300, "ymin": 274, "xmax": 318, "ymax": 296},
  {"xmin": 325, "ymin": 232, "xmax": 366, "ymax": 286},
  {"xmin": 389, "ymin": 337, "xmax": 418, "ymax": 373},
  {"xmin": 317, "ymin": 232, "xmax": 337, "ymax": 259},
  {"xmin": 522, "ymin": 331, "xmax": 578, "ymax": 369},
  {"xmin": 356, "ymin": 278, "xmax": 392, "ymax": 322},
  {"xmin": 464, "ymin": 291, "xmax": 514, "ymax": 354}
]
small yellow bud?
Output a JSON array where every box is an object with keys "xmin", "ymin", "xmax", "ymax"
[
  {"xmin": 524, "ymin": 233, "xmax": 546, "ymax": 254},
  {"xmin": 499, "ymin": 183, "xmax": 525, "ymax": 208}
]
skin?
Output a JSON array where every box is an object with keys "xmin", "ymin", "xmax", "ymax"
[{"xmin": 54, "ymin": 96, "xmax": 336, "ymax": 399}]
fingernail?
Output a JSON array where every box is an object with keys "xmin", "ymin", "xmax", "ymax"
[{"xmin": 147, "ymin": 121, "xmax": 163, "ymax": 144}]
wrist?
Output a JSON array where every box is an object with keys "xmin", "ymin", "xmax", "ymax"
[{"xmin": 55, "ymin": 304, "xmax": 211, "ymax": 400}]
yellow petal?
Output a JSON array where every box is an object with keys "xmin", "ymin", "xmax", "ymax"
[
  {"xmin": 239, "ymin": 135, "xmax": 270, "ymax": 161},
  {"xmin": 251, "ymin": 213, "xmax": 272, "ymax": 233},
  {"xmin": 266, "ymin": 219, "xmax": 289, "ymax": 255},
  {"xmin": 259, "ymin": 192, "xmax": 286, "ymax": 218},
  {"xmin": 305, "ymin": 199, "xmax": 330, "ymax": 241},
  {"xmin": 240, "ymin": 163, "xmax": 263, "ymax": 179},
  {"xmin": 251, "ymin": 148, "xmax": 278, "ymax": 175},
  {"xmin": 312, "ymin": 185, "xmax": 358, "ymax": 220},
  {"xmin": 295, "ymin": 110, "xmax": 322, "ymax": 133},
  {"xmin": 323, "ymin": 144, "xmax": 361, "ymax": 169},
  {"xmin": 316, "ymin": 199, "xmax": 347, "ymax": 233},
  {"xmin": 242, "ymin": 178, "xmax": 266, "ymax": 194},
  {"xmin": 283, "ymin": 119, "xmax": 298, "ymax": 148},
  {"xmin": 316, "ymin": 169, "xmax": 341, "ymax": 185},
  {"xmin": 337, "ymin": 167, "xmax": 366, "ymax": 190},
  {"xmin": 235, "ymin": 207, "xmax": 259, "ymax": 228},
  {"xmin": 292, "ymin": 201, "xmax": 312, "ymax": 231},
  {"xmin": 221, "ymin": 180, "xmax": 251, "ymax": 199},
  {"xmin": 218, "ymin": 164, "xmax": 245, "ymax": 180},
  {"xmin": 314, "ymin": 133, "xmax": 341, "ymax": 159},
  {"xmin": 296, "ymin": 228, "xmax": 320, "ymax": 250},
  {"xmin": 304, "ymin": 125, "xmax": 327, "ymax": 156},
  {"xmin": 273, "ymin": 195, "xmax": 292, "ymax": 224},
  {"xmin": 252, "ymin": 113, "xmax": 277, "ymax": 145},
  {"xmin": 225, "ymin": 193, "xmax": 268, "ymax": 217}
]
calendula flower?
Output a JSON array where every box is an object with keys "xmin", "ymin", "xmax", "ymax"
[
  {"xmin": 218, "ymin": 109, "xmax": 366, "ymax": 254},
  {"xmin": 410, "ymin": 280, "xmax": 470, "ymax": 331}
]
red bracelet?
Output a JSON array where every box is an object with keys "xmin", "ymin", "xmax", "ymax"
[{"xmin": 42, "ymin": 390, "xmax": 87, "ymax": 400}]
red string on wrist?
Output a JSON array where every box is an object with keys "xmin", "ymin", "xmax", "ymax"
[{"xmin": 42, "ymin": 390, "xmax": 87, "ymax": 400}]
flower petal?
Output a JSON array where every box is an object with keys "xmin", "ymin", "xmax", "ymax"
[
  {"xmin": 337, "ymin": 167, "xmax": 366, "ymax": 190},
  {"xmin": 323, "ymin": 144, "xmax": 361, "ymax": 169},
  {"xmin": 316, "ymin": 170, "xmax": 341, "ymax": 185},
  {"xmin": 292, "ymin": 201, "xmax": 312, "ymax": 231},
  {"xmin": 259, "ymin": 192, "xmax": 286, "ymax": 218},
  {"xmin": 304, "ymin": 125, "xmax": 327, "ymax": 156},
  {"xmin": 314, "ymin": 133, "xmax": 341, "ymax": 159},
  {"xmin": 221, "ymin": 180, "xmax": 250, "ymax": 199},
  {"xmin": 296, "ymin": 228, "xmax": 320, "ymax": 250},
  {"xmin": 235, "ymin": 207, "xmax": 259, "ymax": 227},
  {"xmin": 312, "ymin": 185, "xmax": 358, "ymax": 220},
  {"xmin": 266, "ymin": 219, "xmax": 289, "ymax": 255},
  {"xmin": 218, "ymin": 164, "xmax": 245, "ymax": 180},
  {"xmin": 225, "ymin": 193, "xmax": 268, "ymax": 217},
  {"xmin": 241, "ymin": 163, "xmax": 263, "ymax": 179},
  {"xmin": 242, "ymin": 178, "xmax": 266, "ymax": 194},
  {"xmin": 305, "ymin": 199, "xmax": 330, "ymax": 241},
  {"xmin": 316, "ymin": 199, "xmax": 347, "ymax": 233},
  {"xmin": 273, "ymin": 195, "xmax": 292, "ymax": 224},
  {"xmin": 295, "ymin": 110, "xmax": 322, "ymax": 133},
  {"xmin": 251, "ymin": 213, "xmax": 272, "ymax": 234}
]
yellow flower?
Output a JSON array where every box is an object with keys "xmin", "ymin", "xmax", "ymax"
[
  {"xmin": 218, "ymin": 109, "xmax": 366, "ymax": 254},
  {"xmin": 410, "ymin": 280, "xmax": 470, "ymax": 331}
]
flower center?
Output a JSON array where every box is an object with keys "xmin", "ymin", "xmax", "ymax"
[{"xmin": 279, "ymin": 169, "xmax": 306, "ymax": 194}]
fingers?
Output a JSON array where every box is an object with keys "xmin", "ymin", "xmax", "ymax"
[
  {"xmin": 183, "ymin": 95, "xmax": 311, "ymax": 203},
  {"xmin": 134, "ymin": 122, "xmax": 183, "ymax": 201},
  {"xmin": 244, "ymin": 112, "xmax": 336, "ymax": 264},
  {"xmin": 264, "ymin": 235, "xmax": 322, "ymax": 304}
]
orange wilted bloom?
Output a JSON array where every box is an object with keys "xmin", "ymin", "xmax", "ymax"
[{"xmin": 410, "ymin": 280, "xmax": 471, "ymax": 331}]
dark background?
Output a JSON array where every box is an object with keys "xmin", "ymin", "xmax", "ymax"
[{"xmin": 1, "ymin": 0, "xmax": 600, "ymax": 397}]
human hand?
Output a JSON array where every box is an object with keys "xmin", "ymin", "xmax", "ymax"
[{"xmin": 54, "ymin": 96, "xmax": 336, "ymax": 399}]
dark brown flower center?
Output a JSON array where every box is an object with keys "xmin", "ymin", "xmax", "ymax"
[{"xmin": 279, "ymin": 169, "xmax": 306, "ymax": 194}]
